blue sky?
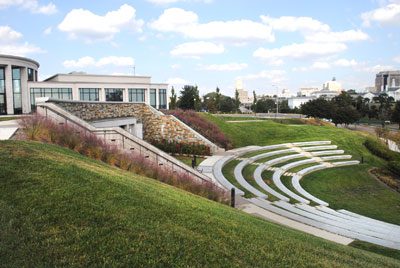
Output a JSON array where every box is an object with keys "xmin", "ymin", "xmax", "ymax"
[{"xmin": 0, "ymin": 0, "xmax": 399, "ymax": 96}]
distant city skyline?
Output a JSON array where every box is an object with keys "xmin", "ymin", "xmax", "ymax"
[{"xmin": 1, "ymin": 0, "xmax": 399, "ymax": 96}]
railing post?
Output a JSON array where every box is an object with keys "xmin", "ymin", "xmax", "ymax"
[{"xmin": 231, "ymin": 188, "xmax": 235, "ymax": 208}]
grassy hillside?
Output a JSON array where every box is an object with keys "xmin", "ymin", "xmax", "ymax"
[
  {"xmin": 203, "ymin": 115, "xmax": 400, "ymax": 225},
  {"xmin": 1, "ymin": 140, "xmax": 399, "ymax": 267}
]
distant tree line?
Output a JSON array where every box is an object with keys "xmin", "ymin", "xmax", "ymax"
[{"xmin": 300, "ymin": 91, "xmax": 400, "ymax": 128}]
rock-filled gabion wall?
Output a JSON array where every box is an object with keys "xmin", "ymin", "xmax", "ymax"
[{"xmin": 53, "ymin": 101, "xmax": 215, "ymax": 150}]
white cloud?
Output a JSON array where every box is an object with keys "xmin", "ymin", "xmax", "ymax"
[
  {"xmin": 292, "ymin": 61, "xmax": 331, "ymax": 72},
  {"xmin": 199, "ymin": 62, "xmax": 248, "ymax": 71},
  {"xmin": 260, "ymin": 15, "xmax": 330, "ymax": 33},
  {"xmin": 171, "ymin": 64, "xmax": 180, "ymax": 69},
  {"xmin": 305, "ymin": 30, "xmax": 369, "ymax": 43},
  {"xmin": 43, "ymin": 27, "xmax": 51, "ymax": 35},
  {"xmin": 149, "ymin": 8, "xmax": 274, "ymax": 44},
  {"xmin": 147, "ymin": 0, "xmax": 212, "ymax": 3},
  {"xmin": 334, "ymin": 59, "xmax": 358, "ymax": 67},
  {"xmin": 362, "ymin": 3, "xmax": 400, "ymax": 26},
  {"xmin": 0, "ymin": 26, "xmax": 43, "ymax": 55},
  {"xmin": 311, "ymin": 62, "xmax": 331, "ymax": 69},
  {"xmin": 58, "ymin": 4, "xmax": 144, "ymax": 42},
  {"xmin": 62, "ymin": 56, "xmax": 135, "ymax": 68},
  {"xmin": 254, "ymin": 42, "xmax": 347, "ymax": 63},
  {"xmin": 0, "ymin": 26, "xmax": 23, "ymax": 42},
  {"xmin": 166, "ymin": 77, "xmax": 189, "ymax": 86},
  {"xmin": 170, "ymin": 41, "xmax": 224, "ymax": 58},
  {"xmin": 0, "ymin": 0, "xmax": 57, "ymax": 15},
  {"xmin": 357, "ymin": 64, "xmax": 395, "ymax": 72},
  {"xmin": 393, "ymin": 55, "xmax": 400, "ymax": 63},
  {"xmin": 238, "ymin": 70, "xmax": 286, "ymax": 84}
]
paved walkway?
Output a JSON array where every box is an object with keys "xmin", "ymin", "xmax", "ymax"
[{"xmin": 0, "ymin": 120, "xmax": 19, "ymax": 140}]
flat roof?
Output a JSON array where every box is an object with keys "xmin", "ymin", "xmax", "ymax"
[
  {"xmin": 44, "ymin": 73, "xmax": 151, "ymax": 81},
  {"xmin": 0, "ymin": 54, "xmax": 40, "ymax": 67}
]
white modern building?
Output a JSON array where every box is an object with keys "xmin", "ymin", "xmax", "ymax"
[
  {"xmin": 235, "ymin": 79, "xmax": 252, "ymax": 104},
  {"xmin": 0, "ymin": 54, "xmax": 168, "ymax": 115},
  {"xmin": 288, "ymin": 96, "xmax": 315, "ymax": 109},
  {"xmin": 322, "ymin": 77, "xmax": 342, "ymax": 92},
  {"xmin": 298, "ymin": 87, "xmax": 319, "ymax": 97}
]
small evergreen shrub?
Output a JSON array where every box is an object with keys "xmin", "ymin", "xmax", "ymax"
[{"xmin": 363, "ymin": 138, "xmax": 400, "ymax": 161}]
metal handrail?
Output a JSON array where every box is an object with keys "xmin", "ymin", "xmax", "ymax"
[{"xmin": 39, "ymin": 104, "xmax": 214, "ymax": 184}]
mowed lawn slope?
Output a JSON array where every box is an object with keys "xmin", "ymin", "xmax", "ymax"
[
  {"xmin": 1, "ymin": 141, "xmax": 399, "ymax": 267},
  {"xmin": 203, "ymin": 115, "xmax": 400, "ymax": 225}
]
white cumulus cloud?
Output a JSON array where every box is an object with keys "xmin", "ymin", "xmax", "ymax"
[
  {"xmin": 58, "ymin": 4, "xmax": 144, "ymax": 42},
  {"xmin": 260, "ymin": 15, "xmax": 330, "ymax": 33},
  {"xmin": 170, "ymin": 41, "xmax": 224, "ymax": 59},
  {"xmin": 166, "ymin": 77, "xmax": 189, "ymax": 86},
  {"xmin": 63, "ymin": 56, "xmax": 135, "ymax": 69},
  {"xmin": 254, "ymin": 42, "xmax": 347, "ymax": 63},
  {"xmin": 393, "ymin": 55, "xmax": 400, "ymax": 63},
  {"xmin": 199, "ymin": 62, "xmax": 248, "ymax": 71},
  {"xmin": 311, "ymin": 62, "xmax": 331, "ymax": 69},
  {"xmin": 357, "ymin": 64, "xmax": 395, "ymax": 72},
  {"xmin": 334, "ymin": 59, "xmax": 358, "ymax": 67},
  {"xmin": 0, "ymin": 0, "xmax": 57, "ymax": 14},
  {"xmin": 238, "ymin": 70, "xmax": 286, "ymax": 84},
  {"xmin": 305, "ymin": 30, "xmax": 369, "ymax": 43},
  {"xmin": 362, "ymin": 2, "xmax": 400, "ymax": 26},
  {"xmin": 0, "ymin": 26, "xmax": 43, "ymax": 55},
  {"xmin": 149, "ymin": 8, "xmax": 274, "ymax": 45}
]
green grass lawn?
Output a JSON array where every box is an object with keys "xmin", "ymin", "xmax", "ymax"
[
  {"xmin": 175, "ymin": 155, "xmax": 205, "ymax": 167},
  {"xmin": 3, "ymin": 141, "xmax": 399, "ymax": 267},
  {"xmin": 1, "ymin": 140, "xmax": 399, "ymax": 267},
  {"xmin": 203, "ymin": 113, "xmax": 400, "ymax": 223}
]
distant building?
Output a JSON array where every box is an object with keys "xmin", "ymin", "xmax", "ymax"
[
  {"xmin": 0, "ymin": 54, "xmax": 169, "ymax": 115},
  {"xmin": 279, "ymin": 89, "xmax": 293, "ymax": 98},
  {"xmin": 235, "ymin": 79, "xmax": 252, "ymax": 103},
  {"xmin": 322, "ymin": 77, "xmax": 342, "ymax": 92},
  {"xmin": 311, "ymin": 89, "xmax": 339, "ymax": 100},
  {"xmin": 360, "ymin": 92, "xmax": 377, "ymax": 102},
  {"xmin": 365, "ymin": 86, "xmax": 377, "ymax": 93},
  {"xmin": 298, "ymin": 87, "xmax": 318, "ymax": 96},
  {"xmin": 288, "ymin": 96, "xmax": 315, "ymax": 109},
  {"xmin": 375, "ymin": 71, "xmax": 400, "ymax": 93}
]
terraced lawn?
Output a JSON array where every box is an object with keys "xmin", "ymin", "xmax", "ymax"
[
  {"xmin": 203, "ymin": 113, "xmax": 400, "ymax": 225},
  {"xmin": 3, "ymin": 141, "xmax": 399, "ymax": 267}
]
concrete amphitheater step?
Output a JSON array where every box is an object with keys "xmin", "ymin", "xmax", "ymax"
[
  {"xmin": 253, "ymin": 165, "xmax": 291, "ymax": 202},
  {"xmin": 274, "ymin": 201, "xmax": 400, "ymax": 243},
  {"xmin": 234, "ymin": 160, "xmax": 268, "ymax": 198},
  {"xmin": 213, "ymin": 155, "xmax": 245, "ymax": 196},
  {"xmin": 248, "ymin": 198, "xmax": 400, "ymax": 250},
  {"xmin": 273, "ymin": 170, "xmax": 310, "ymax": 204}
]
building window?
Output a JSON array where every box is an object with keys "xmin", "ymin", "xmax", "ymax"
[
  {"xmin": 105, "ymin": 88, "xmax": 123, "ymax": 102},
  {"xmin": 27, "ymin": 68, "xmax": 34, "ymax": 81},
  {"xmin": 12, "ymin": 68, "xmax": 22, "ymax": 114},
  {"xmin": 0, "ymin": 68, "xmax": 5, "ymax": 115},
  {"xmin": 80, "ymin": 88, "xmax": 99, "ymax": 101},
  {"xmin": 128, "ymin": 88, "xmax": 145, "ymax": 103},
  {"xmin": 30, "ymin": 88, "xmax": 72, "ymax": 111},
  {"xmin": 159, "ymin": 89, "xmax": 167, "ymax": 109},
  {"xmin": 150, "ymin": 88, "xmax": 156, "ymax": 108}
]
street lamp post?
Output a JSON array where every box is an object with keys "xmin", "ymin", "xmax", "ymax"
[{"xmin": 272, "ymin": 85, "xmax": 279, "ymax": 118}]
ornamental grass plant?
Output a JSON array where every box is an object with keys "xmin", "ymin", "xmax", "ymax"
[{"xmin": 19, "ymin": 113, "xmax": 228, "ymax": 204}]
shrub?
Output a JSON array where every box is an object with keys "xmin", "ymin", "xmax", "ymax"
[
  {"xmin": 19, "ymin": 113, "xmax": 229, "ymax": 204},
  {"xmin": 363, "ymin": 138, "xmax": 400, "ymax": 161},
  {"xmin": 149, "ymin": 138, "xmax": 211, "ymax": 156},
  {"xmin": 164, "ymin": 109, "xmax": 232, "ymax": 148},
  {"xmin": 388, "ymin": 161, "xmax": 400, "ymax": 176}
]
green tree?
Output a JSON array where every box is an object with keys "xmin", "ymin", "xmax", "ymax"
[
  {"xmin": 254, "ymin": 98, "xmax": 275, "ymax": 113},
  {"xmin": 220, "ymin": 96, "xmax": 235, "ymax": 113},
  {"xmin": 215, "ymin": 87, "xmax": 221, "ymax": 111},
  {"xmin": 178, "ymin": 85, "xmax": 199, "ymax": 110},
  {"xmin": 234, "ymin": 89, "xmax": 240, "ymax": 113},
  {"xmin": 392, "ymin": 101, "xmax": 400, "ymax": 129},
  {"xmin": 169, "ymin": 86, "xmax": 177, "ymax": 110}
]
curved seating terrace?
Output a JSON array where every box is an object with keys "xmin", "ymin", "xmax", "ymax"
[{"xmin": 205, "ymin": 140, "xmax": 400, "ymax": 250}]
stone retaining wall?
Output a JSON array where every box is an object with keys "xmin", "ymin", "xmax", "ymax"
[{"xmin": 51, "ymin": 100, "xmax": 218, "ymax": 153}]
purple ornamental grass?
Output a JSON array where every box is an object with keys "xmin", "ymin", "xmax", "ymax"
[{"xmin": 19, "ymin": 113, "xmax": 229, "ymax": 204}]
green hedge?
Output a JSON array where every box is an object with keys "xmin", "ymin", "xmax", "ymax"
[{"xmin": 363, "ymin": 138, "xmax": 400, "ymax": 161}]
